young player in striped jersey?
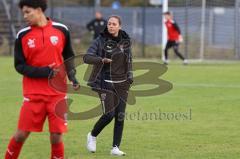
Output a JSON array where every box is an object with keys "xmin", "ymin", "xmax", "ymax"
[{"xmin": 4, "ymin": 0, "xmax": 79, "ymax": 158}]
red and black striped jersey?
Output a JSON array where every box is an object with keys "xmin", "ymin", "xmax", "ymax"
[
  {"xmin": 14, "ymin": 19, "xmax": 75, "ymax": 96},
  {"xmin": 165, "ymin": 19, "xmax": 181, "ymax": 41}
]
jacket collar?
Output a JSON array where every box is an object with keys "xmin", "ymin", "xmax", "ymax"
[{"xmin": 100, "ymin": 27, "xmax": 130, "ymax": 41}]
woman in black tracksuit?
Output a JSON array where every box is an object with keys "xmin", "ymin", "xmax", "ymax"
[{"xmin": 83, "ymin": 15, "xmax": 133, "ymax": 156}]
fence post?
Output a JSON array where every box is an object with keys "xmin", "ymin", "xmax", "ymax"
[
  {"xmin": 141, "ymin": 0, "xmax": 146, "ymax": 57},
  {"xmin": 50, "ymin": 0, "xmax": 54, "ymax": 18},
  {"xmin": 208, "ymin": 9, "xmax": 214, "ymax": 45},
  {"xmin": 235, "ymin": 0, "xmax": 240, "ymax": 59},
  {"xmin": 10, "ymin": 0, "xmax": 13, "ymax": 55},
  {"xmin": 94, "ymin": 0, "xmax": 101, "ymax": 11},
  {"xmin": 184, "ymin": 0, "xmax": 189, "ymax": 59},
  {"xmin": 200, "ymin": 0, "xmax": 206, "ymax": 61}
]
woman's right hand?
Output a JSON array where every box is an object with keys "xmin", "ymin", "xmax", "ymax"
[{"xmin": 102, "ymin": 58, "xmax": 112, "ymax": 63}]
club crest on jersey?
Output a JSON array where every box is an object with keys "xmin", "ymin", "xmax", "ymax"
[
  {"xmin": 27, "ymin": 39, "xmax": 35, "ymax": 48},
  {"xmin": 50, "ymin": 36, "xmax": 59, "ymax": 45}
]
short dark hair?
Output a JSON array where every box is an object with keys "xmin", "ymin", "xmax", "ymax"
[
  {"xmin": 163, "ymin": 11, "xmax": 173, "ymax": 15},
  {"xmin": 19, "ymin": 0, "xmax": 47, "ymax": 12},
  {"xmin": 108, "ymin": 15, "xmax": 122, "ymax": 25}
]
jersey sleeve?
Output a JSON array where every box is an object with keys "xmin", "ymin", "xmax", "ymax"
[
  {"xmin": 59, "ymin": 26, "xmax": 79, "ymax": 85},
  {"xmin": 83, "ymin": 37, "xmax": 103, "ymax": 65},
  {"xmin": 86, "ymin": 19, "xmax": 95, "ymax": 31},
  {"xmin": 14, "ymin": 35, "xmax": 52, "ymax": 78},
  {"xmin": 173, "ymin": 21, "xmax": 181, "ymax": 34}
]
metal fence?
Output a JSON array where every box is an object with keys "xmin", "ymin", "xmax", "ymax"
[{"xmin": 0, "ymin": 0, "xmax": 240, "ymax": 60}]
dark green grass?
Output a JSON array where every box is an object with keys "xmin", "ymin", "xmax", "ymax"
[{"xmin": 0, "ymin": 57, "xmax": 240, "ymax": 159}]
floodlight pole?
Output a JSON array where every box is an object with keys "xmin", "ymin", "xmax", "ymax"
[
  {"xmin": 200, "ymin": 0, "xmax": 206, "ymax": 61},
  {"xmin": 162, "ymin": 0, "xmax": 168, "ymax": 61}
]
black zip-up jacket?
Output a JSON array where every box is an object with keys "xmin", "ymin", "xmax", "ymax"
[{"xmin": 83, "ymin": 28, "xmax": 133, "ymax": 88}]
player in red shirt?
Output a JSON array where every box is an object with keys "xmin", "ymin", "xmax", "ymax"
[
  {"xmin": 4, "ymin": 0, "xmax": 79, "ymax": 159},
  {"xmin": 163, "ymin": 11, "xmax": 188, "ymax": 65}
]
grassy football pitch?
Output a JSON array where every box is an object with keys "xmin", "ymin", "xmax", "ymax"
[{"xmin": 0, "ymin": 56, "xmax": 240, "ymax": 159}]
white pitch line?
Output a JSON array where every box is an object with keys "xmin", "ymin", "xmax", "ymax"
[{"xmin": 174, "ymin": 83, "xmax": 240, "ymax": 88}]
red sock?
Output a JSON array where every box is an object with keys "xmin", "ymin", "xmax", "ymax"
[
  {"xmin": 51, "ymin": 142, "xmax": 64, "ymax": 159},
  {"xmin": 5, "ymin": 137, "xmax": 23, "ymax": 159}
]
